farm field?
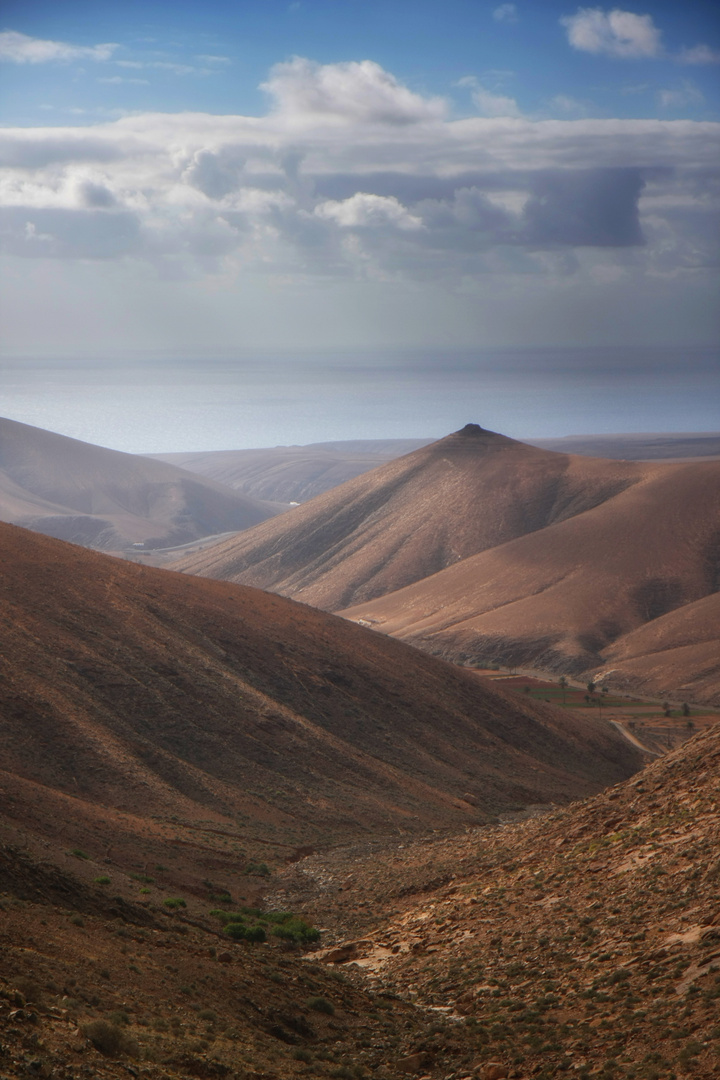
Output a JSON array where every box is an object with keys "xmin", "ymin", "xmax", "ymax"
[{"xmin": 474, "ymin": 670, "xmax": 720, "ymax": 754}]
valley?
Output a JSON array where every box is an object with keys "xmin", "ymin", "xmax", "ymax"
[{"xmin": 1, "ymin": 421, "xmax": 718, "ymax": 1080}]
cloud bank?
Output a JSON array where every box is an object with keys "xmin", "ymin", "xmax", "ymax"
[{"xmin": 0, "ymin": 58, "xmax": 717, "ymax": 295}]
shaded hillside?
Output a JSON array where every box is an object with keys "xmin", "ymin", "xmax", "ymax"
[
  {"xmin": 0, "ymin": 521, "xmax": 642, "ymax": 866},
  {"xmin": 342, "ymin": 457, "xmax": 720, "ymax": 703},
  {"xmin": 152, "ymin": 438, "xmax": 433, "ymax": 503},
  {"xmin": 174, "ymin": 424, "xmax": 650, "ymax": 610},
  {"xmin": 0, "ymin": 416, "xmax": 279, "ymax": 550},
  {"xmin": 277, "ymin": 723, "xmax": 720, "ymax": 1078}
]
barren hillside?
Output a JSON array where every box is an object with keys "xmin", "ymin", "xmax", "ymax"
[
  {"xmin": 174, "ymin": 424, "xmax": 653, "ymax": 610},
  {"xmin": 151, "ymin": 438, "xmax": 433, "ymax": 502},
  {"xmin": 0, "ymin": 416, "xmax": 280, "ymax": 549},
  {"xmin": 341, "ymin": 458, "xmax": 720, "ymax": 702},
  {"xmin": 275, "ymin": 722, "xmax": 720, "ymax": 1079},
  {"xmin": 0, "ymin": 521, "xmax": 643, "ymax": 865}
]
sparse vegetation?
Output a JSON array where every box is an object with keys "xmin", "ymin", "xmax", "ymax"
[
  {"xmin": 82, "ymin": 1019, "xmax": 138, "ymax": 1057},
  {"xmin": 210, "ymin": 906, "xmax": 321, "ymax": 947},
  {"xmin": 306, "ymin": 995, "xmax": 335, "ymax": 1015},
  {"xmin": 163, "ymin": 897, "xmax": 187, "ymax": 910}
]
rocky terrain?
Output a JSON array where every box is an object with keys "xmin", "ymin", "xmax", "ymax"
[
  {"xmin": 0, "ymin": 840, "xmax": 480, "ymax": 1080},
  {"xmin": 0, "ymin": 518, "xmax": 651, "ymax": 1080},
  {"xmin": 270, "ymin": 722, "xmax": 720, "ymax": 1079},
  {"xmin": 0, "ymin": 416, "xmax": 280, "ymax": 550}
]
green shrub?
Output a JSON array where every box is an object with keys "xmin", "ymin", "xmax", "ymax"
[
  {"xmin": 163, "ymin": 897, "xmax": 186, "ymax": 910},
  {"xmin": 224, "ymin": 922, "xmax": 266, "ymax": 943},
  {"xmin": 306, "ymin": 996, "xmax": 334, "ymax": 1015},
  {"xmin": 94, "ymin": 875, "xmax": 111, "ymax": 885},
  {"xmin": 244, "ymin": 861, "xmax": 271, "ymax": 876},
  {"xmin": 271, "ymin": 916, "xmax": 321, "ymax": 946},
  {"xmin": 70, "ymin": 849, "xmax": 89, "ymax": 860},
  {"xmin": 209, "ymin": 909, "xmax": 248, "ymax": 925}
]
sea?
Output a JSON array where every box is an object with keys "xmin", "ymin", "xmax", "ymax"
[{"xmin": 1, "ymin": 346, "xmax": 718, "ymax": 454}]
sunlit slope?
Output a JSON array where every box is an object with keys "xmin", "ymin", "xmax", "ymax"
[
  {"xmin": 599, "ymin": 591, "xmax": 720, "ymax": 703},
  {"xmin": 174, "ymin": 424, "xmax": 652, "ymax": 610},
  {"xmin": 341, "ymin": 459, "xmax": 720, "ymax": 701},
  {"xmin": 0, "ymin": 416, "xmax": 279, "ymax": 549}
]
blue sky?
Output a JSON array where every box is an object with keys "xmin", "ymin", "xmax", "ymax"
[
  {"xmin": 0, "ymin": 2, "xmax": 718, "ymax": 447},
  {"xmin": 2, "ymin": 0, "xmax": 719, "ymax": 124}
]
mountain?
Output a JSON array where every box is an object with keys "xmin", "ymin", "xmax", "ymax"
[
  {"xmin": 151, "ymin": 438, "xmax": 434, "ymax": 503},
  {"xmin": 0, "ymin": 521, "xmax": 642, "ymax": 872},
  {"xmin": 171, "ymin": 424, "xmax": 719, "ymax": 702},
  {"xmin": 0, "ymin": 519, "xmax": 645, "ymax": 1078},
  {"xmin": 152, "ymin": 433, "xmax": 720, "ymax": 508},
  {"xmin": 0, "ymin": 415, "xmax": 280, "ymax": 550},
  {"xmin": 275, "ymin": 723, "xmax": 720, "ymax": 1077},
  {"xmin": 341, "ymin": 454, "xmax": 720, "ymax": 702},
  {"xmin": 173, "ymin": 424, "xmax": 656, "ymax": 610}
]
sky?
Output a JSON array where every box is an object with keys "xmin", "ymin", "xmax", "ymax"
[{"xmin": 0, "ymin": 1, "xmax": 719, "ymax": 450}]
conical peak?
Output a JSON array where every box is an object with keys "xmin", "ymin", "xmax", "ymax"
[{"xmin": 456, "ymin": 423, "xmax": 489, "ymax": 437}]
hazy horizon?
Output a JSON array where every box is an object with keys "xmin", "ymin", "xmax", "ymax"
[{"xmin": 2, "ymin": 345, "xmax": 718, "ymax": 454}]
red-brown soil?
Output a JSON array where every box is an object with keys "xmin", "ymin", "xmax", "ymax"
[
  {"xmin": 0, "ymin": 521, "xmax": 643, "ymax": 874},
  {"xmin": 0, "ymin": 416, "xmax": 280, "ymax": 550},
  {"xmin": 0, "ymin": 518, "xmax": 645, "ymax": 1080},
  {"xmin": 340, "ymin": 452, "xmax": 720, "ymax": 704},
  {"xmin": 0, "ymin": 840, "xmax": 479, "ymax": 1080},
  {"xmin": 173, "ymin": 425, "xmax": 658, "ymax": 610},
  {"xmin": 172, "ymin": 426, "xmax": 720, "ymax": 704},
  {"xmin": 271, "ymin": 722, "xmax": 720, "ymax": 1079}
]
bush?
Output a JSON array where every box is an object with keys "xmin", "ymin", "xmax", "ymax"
[
  {"xmin": 163, "ymin": 897, "xmax": 186, "ymax": 910},
  {"xmin": 271, "ymin": 916, "xmax": 321, "ymax": 946},
  {"xmin": 244, "ymin": 861, "xmax": 271, "ymax": 876},
  {"xmin": 70, "ymin": 849, "xmax": 89, "ymax": 859},
  {"xmin": 306, "ymin": 996, "xmax": 334, "ymax": 1015},
  {"xmin": 82, "ymin": 1019, "xmax": 138, "ymax": 1058},
  {"xmin": 224, "ymin": 922, "xmax": 266, "ymax": 943},
  {"xmin": 94, "ymin": 876, "xmax": 111, "ymax": 885}
]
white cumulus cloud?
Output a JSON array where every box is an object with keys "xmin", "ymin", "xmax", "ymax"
[
  {"xmin": 0, "ymin": 30, "xmax": 117, "ymax": 64},
  {"xmin": 315, "ymin": 193, "xmax": 423, "ymax": 230},
  {"xmin": 560, "ymin": 8, "xmax": 663, "ymax": 59},
  {"xmin": 260, "ymin": 57, "xmax": 447, "ymax": 124},
  {"xmin": 0, "ymin": 57, "xmax": 717, "ymax": 287}
]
